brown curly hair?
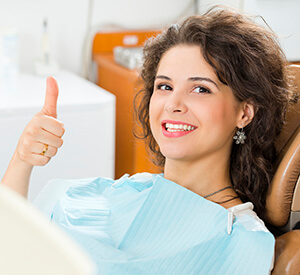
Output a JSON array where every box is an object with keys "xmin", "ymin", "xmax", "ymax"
[{"xmin": 134, "ymin": 6, "xmax": 293, "ymax": 217}]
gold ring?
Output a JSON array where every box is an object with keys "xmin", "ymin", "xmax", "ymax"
[{"xmin": 41, "ymin": 144, "xmax": 49, "ymax": 156}]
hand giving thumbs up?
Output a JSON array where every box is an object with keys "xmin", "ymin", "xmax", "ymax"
[{"xmin": 15, "ymin": 77, "xmax": 65, "ymax": 166}]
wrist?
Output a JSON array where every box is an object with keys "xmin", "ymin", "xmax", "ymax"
[{"xmin": 12, "ymin": 151, "xmax": 34, "ymax": 171}]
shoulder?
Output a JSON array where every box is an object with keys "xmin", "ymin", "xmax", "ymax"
[
  {"xmin": 50, "ymin": 173, "xmax": 156, "ymax": 238},
  {"xmin": 227, "ymin": 202, "xmax": 275, "ymax": 251},
  {"xmin": 33, "ymin": 177, "xmax": 100, "ymax": 218},
  {"xmin": 227, "ymin": 202, "xmax": 275, "ymax": 252},
  {"xmin": 228, "ymin": 202, "xmax": 270, "ymax": 233},
  {"xmin": 228, "ymin": 202, "xmax": 275, "ymax": 274}
]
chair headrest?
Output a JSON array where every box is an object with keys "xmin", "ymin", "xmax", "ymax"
[
  {"xmin": 264, "ymin": 65, "xmax": 300, "ymax": 227},
  {"xmin": 275, "ymin": 65, "xmax": 300, "ymax": 153}
]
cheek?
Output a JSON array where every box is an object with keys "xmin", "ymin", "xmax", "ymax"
[
  {"xmin": 149, "ymin": 96, "xmax": 155, "ymax": 126},
  {"xmin": 213, "ymin": 102, "xmax": 240, "ymax": 134},
  {"xmin": 149, "ymin": 95, "xmax": 159, "ymax": 134},
  {"xmin": 149, "ymin": 94, "xmax": 163, "ymax": 123},
  {"xmin": 194, "ymin": 99, "xmax": 237, "ymax": 129},
  {"xmin": 211, "ymin": 102, "xmax": 228, "ymax": 122}
]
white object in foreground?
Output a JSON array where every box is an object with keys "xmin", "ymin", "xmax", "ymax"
[{"xmin": 0, "ymin": 184, "xmax": 96, "ymax": 275}]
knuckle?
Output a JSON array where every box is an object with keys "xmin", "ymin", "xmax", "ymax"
[
  {"xmin": 22, "ymin": 137, "xmax": 30, "ymax": 147},
  {"xmin": 32, "ymin": 115, "xmax": 42, "ymax": 125},
  {"xmin": 27, "ymin": 127, "xmax": 38, "ymax": 137}
]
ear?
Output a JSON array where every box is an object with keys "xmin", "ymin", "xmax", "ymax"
[{"xmin": 236, "ymin": 101, "xmax": 255, "ymax": 128}]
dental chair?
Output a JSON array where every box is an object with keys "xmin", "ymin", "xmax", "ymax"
[{"xmin": 264, "ymin": 64, "xmax": 300, "ymax": 275}]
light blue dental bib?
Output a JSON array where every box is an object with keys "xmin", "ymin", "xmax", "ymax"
[{"xmin": 51, "ymin": 174, "xmax": 274, "ymax": 275}]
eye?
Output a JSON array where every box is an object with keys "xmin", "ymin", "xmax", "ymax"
[
  {"xmin": 156, "ymin": 84, "xmax": 173, "ymax": 91},
  {"xmin": 193, "ymin": 86, "xmax": 212, "ymax": 94}
]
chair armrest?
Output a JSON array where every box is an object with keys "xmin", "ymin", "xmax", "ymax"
[{"xmin": 272, "ymin": 230, "xmax": 300, "ymax": 275}]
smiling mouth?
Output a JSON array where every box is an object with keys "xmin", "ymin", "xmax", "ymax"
[{"xmin": 164, "ymin": 123, "xmax": 196, "ymax": 132}]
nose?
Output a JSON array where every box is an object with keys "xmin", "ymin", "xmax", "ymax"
[{"xmin": 164, "ymin": 90, "xmax": 188, "ymax": 114}]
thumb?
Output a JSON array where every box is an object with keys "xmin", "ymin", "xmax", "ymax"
[{"xmin": 42, "ymin": 76, "xmax": 59, "ymax": 118}]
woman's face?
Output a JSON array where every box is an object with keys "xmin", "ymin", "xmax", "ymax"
[{"xmin": 149, "ymin": 44, "xmax": 245, "ymax": 163}]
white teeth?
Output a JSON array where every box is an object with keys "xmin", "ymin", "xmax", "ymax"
[{"xmin": 165, "ymin": 123, "xmax": 196, "ymax": 132}]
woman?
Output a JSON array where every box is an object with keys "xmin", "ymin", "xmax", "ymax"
[{"xmin": 1, "ymin": 7, "xmax": 292, "ymax": 275}]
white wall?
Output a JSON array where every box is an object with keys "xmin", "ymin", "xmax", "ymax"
[
  {"xmin": 243, "ymin": 0, "xmax": 300, "ymax": 62},
  {"xmin": 0, "ymin": 0, "xmax": 299, "ymax": 77},
  {"xmin": 0, "ymin": 0, "xmax": 194, "ymax": 76},
  {"xmin": 198, "ymin": 0, "xmax": 242, "ymax": 11},
  {"xmin": 199, "ymin": 0, "xmax": 300, "ymax": 62},
  {"xmin": 0, "ymin": 0, "xmax": 89, "ymax": 75}
]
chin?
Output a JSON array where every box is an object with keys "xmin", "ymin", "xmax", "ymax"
[{"xmin": 160, "ymin": 148, "xmax": 193, "ymax": 162}]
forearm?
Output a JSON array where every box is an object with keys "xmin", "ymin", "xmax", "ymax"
[{"xmin": 1, "ymin": 151, "xmax": 33, "ymax": 198}]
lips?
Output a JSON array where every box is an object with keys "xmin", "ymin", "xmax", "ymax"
[{"xmin": 161, "ymin": 120, "xmax": 197, "ymax": 138}]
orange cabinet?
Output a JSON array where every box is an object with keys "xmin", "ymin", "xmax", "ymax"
[{"xmin": 92, "ymin": 30, "xmax": 162, "ymax": 179}]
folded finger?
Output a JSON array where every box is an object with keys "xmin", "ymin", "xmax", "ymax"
[
  {"xmin": 36, "ymin": 129, "xmax": 64, "ymax": 148},
  {"xmin": 27, "ymin": 153, "xmax": 51, "ymax": 166},
  {"xmin": 41, "ymin": 115, "xmax": 65, "ymax": 137},
  {"xmin": 31, "ymin": 142, "xmax": 58, "ymax": 158}
]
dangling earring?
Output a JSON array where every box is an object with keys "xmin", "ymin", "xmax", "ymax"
[{"xmin": 233, "ymin": 127, "xmax": 246, "ymax": 144}]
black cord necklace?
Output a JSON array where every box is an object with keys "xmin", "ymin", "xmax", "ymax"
[{"xmin": 203, "ymin": 186, "xmax": 234, "ymax": 198}]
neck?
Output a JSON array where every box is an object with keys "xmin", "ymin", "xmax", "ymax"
[{"xmin": 163, "ymin": 154, "xmax": 242, "ymax": 208}]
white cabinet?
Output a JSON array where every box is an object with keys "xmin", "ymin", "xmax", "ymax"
[{"xmin": 0, "ymin": 71, "xmax": 115, "ymax": 201}]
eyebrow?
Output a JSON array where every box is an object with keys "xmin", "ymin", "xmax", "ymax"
[{"xmin": 155, "ymin": 75, "xmax": 220, "ymax": 90}]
